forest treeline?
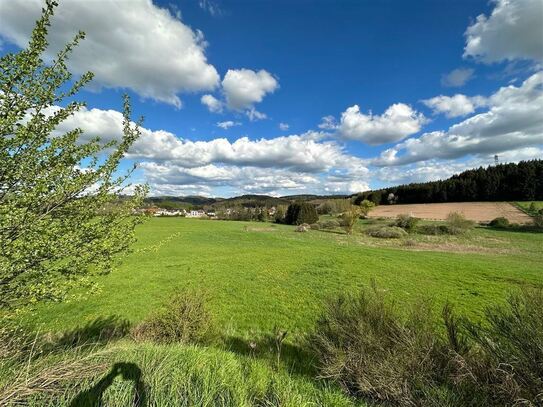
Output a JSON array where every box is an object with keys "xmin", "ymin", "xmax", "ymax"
[{"xmin": 354, "ymin": 160, "xmax": 543, "ymax": 205}]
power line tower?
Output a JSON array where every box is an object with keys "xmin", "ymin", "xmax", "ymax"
[{"xmin": 494, "ymin": 154, "xmax": 499, "ymax": 165}]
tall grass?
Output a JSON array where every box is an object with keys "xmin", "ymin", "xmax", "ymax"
[
  {"xmin": 308, "ymin": 285, "xmax": 543, "ymax": 406},
  {"xmin": 0, "ymin": 342, "xmax": 362, "ymax": 406}
]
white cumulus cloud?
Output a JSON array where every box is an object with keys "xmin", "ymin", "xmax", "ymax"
[
  {"xmin": 335, "ymin": 103, "xmax": 426, "ymax": 145},
  {"xmin": 222, "ymin": 68, "xmax": 278, "ymax": 110},
  {"xmin": 374, "ymin": 72, "xmax": 543, "ymax": 166},
  {"xmin": 422, "ymin": 94, "xmax": 487, "ymax": 118},
  {"xmin": 0, "ymin": 0, "xmax": 221, "ymax": 108},
  {"xmin": 201, "ymin": 94, "xmax": 224, "ymax": 113},
  {"xmin": 216, "ymin": 121, "xmax": 241, "ymax": 129},
  {"xmin": 48, "ymin": 103, "xmax": 370, "ymax": 195},
  {"xmin": 441, "ymin": 68, "xmax": 475, "ymax": 87},
  {"xmin": 464, "ymin": 0, "xmax": 543, "ymax": 64}
]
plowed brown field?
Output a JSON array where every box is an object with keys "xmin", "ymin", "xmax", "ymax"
[{"xmin": 368, "ymin": 202, "xmax": 532, "ymax": 223}]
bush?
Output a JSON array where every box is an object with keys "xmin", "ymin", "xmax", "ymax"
[
  {"xmin": 366, "ymin": 226, "xmax": 407, "ymax": 239},
  {"xmin": 417, "ymin": 224, "xmax": 450, "ymax": 235},
  {"xmin": 132, "ymin": 291, "xmax": 214, "ymax": 344},
  {"xmin": 358, "ymin": 199, "xmax": 375, "ymax": 218},
  {"xmin": 394, "ymin": 214, "xmax": 420, "ymax": 231},
  {"xmin": 463, "ymin": 288, "xmax": 543, "ymax": 404},
  {"xmin": 308, "ymin": 286, "xmax": 441, "ymax": 405},
  {"xmin": 316, "ymin": 201, "xmax": 332, "ymax": 215},
  {"xmin": 274, "ymin": 206, "xmax": 285, "ymax": 224},
  {"xmin": 284, "ymin": 201, "xmax": 319, "ymax": 225},
  {"xmin": 489, "ymin": 217, "xmax": 510, "ymax": 228},
  {"xmin": 308, "ymin": 286, "xmax": 543, "ymax": 406},
  {"xmin": 338, "ymin": 207, "xmax": 360, "ymax": 234},
  {"xmin": 445, "ymin": 212, "xmax": 475, "ymax": 234},
  {"xmin": 534, "ymin": 213, "xmax": 543, "ymax": 229}
]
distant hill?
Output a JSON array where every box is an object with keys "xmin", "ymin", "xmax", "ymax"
[
  {"xmin": 144, "ymin": 193, "xmax": 351, "ymax": 209},
  {"xmin": 210, "ymin": 194, "xmax": 290, "ymax": 208},
  {"xmin": 144, "ymin": 196, "xmax": 220, "ymax": 209}
]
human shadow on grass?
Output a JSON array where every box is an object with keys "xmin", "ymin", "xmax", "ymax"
[
  {"xmin": 69, "ymin": 362, "xmax": 148, "ymax": 407},
  {"xmin": 53, "ymin": 315, "xmax": 131, "ymax": 349},
  {"xmin": 224, "ymin": 335, "xmax": 316, "ymax": 377}
]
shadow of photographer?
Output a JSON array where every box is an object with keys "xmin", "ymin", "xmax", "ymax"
[{"xmin": 69, "ymin": 362, "xmax": 148, "ymax": 407}]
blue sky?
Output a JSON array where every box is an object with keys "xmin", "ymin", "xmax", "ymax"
[{"xmin": 1, "ymin": 0, "xmax": 542, "ymax": 197}]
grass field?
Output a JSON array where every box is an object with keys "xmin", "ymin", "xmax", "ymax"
[
  {"xmin": 21, "ymin": 217, "xmax": 543, "ymax": 334},
  {"xmin": 5, "ymin": 216, "xmax": 543, "ymax": 406},
  {"xmin": 516, "ymin": 201, "xmax": 543, "ymax": 215}
]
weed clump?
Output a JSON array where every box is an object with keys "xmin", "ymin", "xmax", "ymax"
[
  {"xmin": 445, "ymin": 212, "xmax": 475, "ymax": 234},
  {"xmin": 393, "ymin": 214, "xmax": 420, "ymax": 231},
  {"xmin": 489, "ymin": 217, "xmax": 510, "ymax": 228},
  {"xmin": 366, "ymin": 226, "xmax": 407, "ymax": 239},
  {"xmin": 132, "ymin": 290, "xmax": 214, "ymax": 344},
  {"xmin": 534, "ymin": 212, "xmax": 543, "ymax": 229},
  {"xmin": 417, "ymin": 224, "xmax": 450, "ymax": 235},
  {"xmin": 308, "ymin": 285, "xmax": 543, "ymax": 406}
]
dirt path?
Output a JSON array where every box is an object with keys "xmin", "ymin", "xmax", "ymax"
[{"xmin": 368, "ymin": 202, "xmax": 532, "ymax": 223}]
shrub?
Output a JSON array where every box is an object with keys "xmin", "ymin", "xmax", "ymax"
[
  {"xmin": 338, "ymin": 207, "xmax": 360, "ymax": 234},
  {"xmin": 308, "ymin": 286, "xmax": 440, "ymax": 405},
  {"xmin": 489, "ymin": 217, "xmax": 509, "ymax": 228},
  {"xmin": 308, "ymin": 286, "xmax": 543, "ymax": 406},
  {"xmin": 417, "ymin": 224, "xmax": 450, "ymax": 235},
  {"xmin": 316, "ymin": 201, "xmax": 332, "ymax": 215},
  {"xmin": 132, "ymin": 291, "xmax": 214, "ymax": 344},
  {"xmin": 403, "ymin": 239, "xmax": 417, "ymax": 247},
  {"xmin": 534, "ymin": 213, "xmax": 543, "ymax": 229},
  {"xmin": 358, "ymin": 199, "xmax": 375, "ymax": 218},
  {"xmin": 463, "ymin": 288, "xmax": 543, "ymax": 404},
  {"xmin": 284, "ymin": 201, "xmax": 319, "ymax": 225},
  {"xmin": 274, "ymin": 206, "xmax": 285, "ymax": 224},
  {"xmin": 445, "ymin": 212, "xmax": 475, "ymax": 234},
  {"xmin": 366, "ymin": 226, "xmax": 407, "ymax": 239},
  {"xmin": 394, "ymin": 214, "xmax": 420, "ymax": 231}
]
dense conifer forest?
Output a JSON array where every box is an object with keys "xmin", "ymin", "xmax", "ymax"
[{"xmin": 354, "ymin": 160, "xmax": 543, "ymax": 205}]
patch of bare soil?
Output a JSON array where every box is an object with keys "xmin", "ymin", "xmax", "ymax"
[{"xmin": 368, "ymin": 202, "xmax": 532, "ymax": 224}]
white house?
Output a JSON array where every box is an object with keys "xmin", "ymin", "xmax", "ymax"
[{"xmin": 186, "ymin": 210, "xmax": 207, "ymax": 218}]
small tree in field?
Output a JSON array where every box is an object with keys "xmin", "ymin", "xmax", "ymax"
[
  {"xmin": 0, "ymin": 1, "xmax": 147, "ymax": 311},
  {"xmin": 339, "ymin": 206, "xmax": 360, "ymax": 234},
  {"xmin": 358, "ymin": 199, "xmax": 375, "ymax": 218},
  {"xmin": 274, "ymin": 206, "xmax": 285, "ymax": 224}
]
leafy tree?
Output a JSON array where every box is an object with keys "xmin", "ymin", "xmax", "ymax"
[
  {"xmin": 0, "ymin": 1, "xmax": 147, "ymax": 310},
  {"xmin": 339, "ymin": 206, "xmax": 360, "ymax": 234},
  {"xmin": 274, "ymin": 206, "xmax": 286, "ymax": 224},
  {"xmin": 284, "ymin": 201, "xmax": 318, "ymax": 225},
  {"xmin": 358, "ymin": 199, "xmax": 375, "ymax": 218},
  {"xmin": 256, "ymin": 208, "xmax": 268, "ymax": 222}
]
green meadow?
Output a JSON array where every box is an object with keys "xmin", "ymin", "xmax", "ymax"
[
  {"xmin": 23, "ymin": 217, "xmax": 543, "ymax": 334},
  {"xmin": 516, "ymin": 200, "xmax": 543, "ymax": 215},
  {"xmin": 4, "ymin": 216, "xmax": 543, "ymax": 406}
]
